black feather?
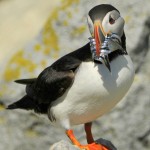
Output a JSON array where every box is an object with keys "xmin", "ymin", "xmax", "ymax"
[
  {"xmin": 7, "ymin": 95, "xmax": 49, "ymax": 114},
  {"xmin": 7, "ymin": 95, "xmax": 36, "ymax": 110},
  {"xmin": 15, "ymin": 78, "xmax": 36, "ymax": 85},
  {"xmin": 7, "ymin": 103, "xmax": 18, "ymax": 109}
]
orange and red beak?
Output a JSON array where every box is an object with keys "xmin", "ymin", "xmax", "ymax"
[
  {"xmin": 93, "ymin": 20, "xmax": 106, "ymax": 56},
  {"xmin": 93, "ymin": 20, "xmax": 111, "ymax": 72}
]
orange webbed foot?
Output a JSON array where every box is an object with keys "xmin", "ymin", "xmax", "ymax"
[
  {"xmin": 79, "ymin": 142, "xmax": 108, "ymax": 150},
  {"xmin": 66, "ymin": 130, "xmax": 109, "ymax": 150}
]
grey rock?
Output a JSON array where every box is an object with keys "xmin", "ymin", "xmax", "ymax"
[
  {"xmin": 96, "ymin": 138, "xmax": 117, "ymax": 150},
  {"xmin": 50, "ymin": 141, "xmax": 79, "ymax": 150},
  {"xmin": 50, "ymin": 139, "xmax": 117, "ymax": 150}
]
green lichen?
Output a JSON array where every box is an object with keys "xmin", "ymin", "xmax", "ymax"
[
  {"xmin": 71, "ymin": 25, "xmax": 87, "ymax": 37},
  {"xmin": 42, "ymin": 0, "xmax": 80, "ymax": 54},
  {"xmin": 3, "ymin": 0, "xmax": 80, "ymax": 83},
  {"xmin": 0, "ymin": 117, "xmax": 6, "ymax": 125},
  {"xmin": 4, "ymin": 51, "xmax": 37, "ymax": 81},
  {"xmin": 25, "ymin": 129, "xmax": 38, "ymax": 138}
]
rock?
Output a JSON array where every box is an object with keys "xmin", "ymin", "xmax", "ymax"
[
  {"xmin": 0, "ymin": 0, "xmax": 150, "ymax": 150},
  {"xmin": 96, "ymin": 139, "xmax": 117, "ymax": 150},
  {"xmin": 50, "ymin": 140, "xmax": 79, "ymax": 150},
  {"xmin": 131, "ymin": 17, "xmax": 150, "ymax": 73},
  {"xmin": 50, "ymin": 138, "xmax": 117, "ymax": 150}
]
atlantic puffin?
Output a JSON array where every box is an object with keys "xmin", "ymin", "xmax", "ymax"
[{"xmin": 7, "ymin": 4, "xmax": 134, "ymax": 150}]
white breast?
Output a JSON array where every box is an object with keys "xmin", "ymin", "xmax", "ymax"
[{"xmin": 49, "ymin": 55, "xmax": 134, "ymax": 128}]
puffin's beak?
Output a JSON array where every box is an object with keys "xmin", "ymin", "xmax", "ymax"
[
  {"xmin": 94, "ymin": 20, "xmax": 111, "ymax": 72},
  {"xmin": 94, "ymin": 21, "xmax": 101, "ymax": 56}
]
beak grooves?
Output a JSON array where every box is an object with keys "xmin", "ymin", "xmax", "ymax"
[
  {"xmin": 94, "ymin": 20, "xmax": 107, "ymax": 56},
  {"xmin": 94, "ymin": 24, "xmax": 101, "ymax": 56}
]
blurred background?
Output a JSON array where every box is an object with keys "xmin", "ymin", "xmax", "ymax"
[{"xmin": 0, "ymin": 0, "xmax": 150, "ymax": 150}]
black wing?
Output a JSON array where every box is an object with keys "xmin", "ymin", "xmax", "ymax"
[
  {"xmin": 26, "ymin": 55, "xmax": 81, "ymax": 104},
  {"xmin": 9, "ymin": 43, "xmax": 91, "ymax": 114},
  {"xmin": 16, "ymin": 43, "xmax": 91, "ymax": 104},
  {"xmin": 15, "ymin": 78, "xmax": 36, "ymax": 84},
  {"xmin": 11, "ymin": 43, "xmax": 91, "ymax": 114}
]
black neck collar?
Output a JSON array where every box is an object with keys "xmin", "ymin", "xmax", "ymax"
[
  {"xmin": 94, "ymin": 49, "xmax": 127, "ymax": 64},
  {"xmin": 67, "ymin": 43, "xmax": 127, "ymax": 63}
]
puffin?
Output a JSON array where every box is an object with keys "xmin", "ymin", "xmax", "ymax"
[{"xmin": 7, "ymin": 4, "xmax": 134, "ymax": 150}]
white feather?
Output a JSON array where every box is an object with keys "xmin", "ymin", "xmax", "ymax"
[
  {"xmin": 102, "ymin": 10, "xmax": 125, "ymax": 37},
  {"xmin": 48, "ymin": 55, "xmax": 134, "ymax": 129}
]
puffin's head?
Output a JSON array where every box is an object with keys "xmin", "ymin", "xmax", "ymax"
[{"xmin": 87, "ymin": 4, "xmax": 125, "ymax": 55}]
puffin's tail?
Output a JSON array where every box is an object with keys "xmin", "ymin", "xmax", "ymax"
[
  {"xmin": 7, "ymin": 95, "xmax": 36, "ymax": 111},
  {"xmin": 7, "ymin": 95, "xmax": 48, "ymax": 114}
]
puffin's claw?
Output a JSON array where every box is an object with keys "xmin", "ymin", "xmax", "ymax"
[{"xmin": 66, "ymin": 129, "xmax": 109, "ymax": 150}]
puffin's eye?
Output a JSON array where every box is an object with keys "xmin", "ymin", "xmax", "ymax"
[{"xmin": 109, "ymin": 17, "xmax": 115, "ymax": 24}]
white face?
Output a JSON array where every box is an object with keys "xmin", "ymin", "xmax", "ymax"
[
  {"xmin": 87, "ymin": 10, "xmax": 125, "ymax": 37},
  {"xmin": 102, "ymin": 10, "xmax": 125, "ymax": 37}
]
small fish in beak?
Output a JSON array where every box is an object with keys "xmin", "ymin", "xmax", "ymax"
[
  {"xmin": 99, "ymin": 54, "xmax": 111, "ymax": 72},
  {"xmin": 89, "ymin": 32, "xmax": 125, "ymax": 72},
  {"xmin": 92, "ymin": 20, "xmax": 112, "ymax": 72}
]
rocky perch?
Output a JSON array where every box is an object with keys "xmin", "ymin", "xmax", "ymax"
[{"xmin": 50, "ymin": 139, "xmax": 117, "ymax": 150}]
